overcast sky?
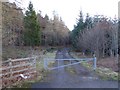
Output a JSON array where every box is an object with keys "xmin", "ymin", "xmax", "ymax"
[{"xmin": 9, "ymin": 0, "xmax": 119, "ymax": 30}]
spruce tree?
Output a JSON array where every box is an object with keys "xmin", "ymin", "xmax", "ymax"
[
  {"xmin": 84, "ymin": 13, "xmax": 93, "ymax": 30},
  {"xmin": 23, "ymin": 1, "xmax": 41, "ymax": 46},
  {"xmin": 71, "ymin": 11, "xmax": 85, "ymax": 49}
]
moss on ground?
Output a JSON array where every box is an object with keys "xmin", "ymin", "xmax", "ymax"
[{"xmin": 65, "ymin": 66, "xmax": 77, "ymax": 75}]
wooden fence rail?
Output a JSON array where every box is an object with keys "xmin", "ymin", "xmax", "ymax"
[{"xmin": 0, "ymin": 56, "xmax": 37, "ymax": 88}]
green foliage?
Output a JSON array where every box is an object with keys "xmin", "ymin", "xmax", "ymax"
[
  {"xmin": 71, "ymin": 11, "xmax": 118, "ymax": 58},
  {"xmin": 71, "ymin": 11, "xmax": 83, "ymax": 48},
  {"xmin": 71, "ymin": 11, "xmax": 92, "ymax": 49},
  {"xmin": 23, "ymin": 1, "xmax": 41, "ymax": 46},
  {"xmin": 84, "ymin": 13, "xmax": 93, "ymax": 29}
]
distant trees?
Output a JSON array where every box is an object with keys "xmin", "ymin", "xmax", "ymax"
[
  {"xmin": 52, "ymin": 13, "xmax": 70, "ymax": 46},
  {"xmin": 71, "ymin": 11, "xmax": 85, "ymax": 49},
  {"xmin": 37, "ymin": 11, "xmax": 70, "ymax": 46},
  {"xmin": 70, "ymin": 11, "xmax": 118, "ymax": 58},
  {"xmin": 23, "ymin": 2, "xmax": 41, "ymax": 46},
  {"xmin": 2, "ymin": 1, "xmax": 70, "ymax": 47}
]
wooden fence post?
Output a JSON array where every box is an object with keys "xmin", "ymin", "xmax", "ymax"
[
  {"xmin": 33, "ymin": 56, "xmax": 36, "ymax": 69},
  {"xmin": 34, "ymin": 56, "xmax": 37, "ymax": 80},
  {"xmin": 34, "ymin": 57, "xmax": 37, "ymax": 69},
  {"xmin": 9, "ymin": 58, "xmax": 12, "ymax": 87}
]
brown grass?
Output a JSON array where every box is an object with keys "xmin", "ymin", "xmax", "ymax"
[
  {"xmin": 70, "ymin": 51, "xmax": 118, "ymax": 72},
  {"xmin": 97, "ymin": 57, "xmax": 118, "ymax": 72}
]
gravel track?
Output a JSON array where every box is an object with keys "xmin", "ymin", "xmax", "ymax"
[{"xmin": 31, "ymin": 48, "xmax": 118, "ymax": 88}]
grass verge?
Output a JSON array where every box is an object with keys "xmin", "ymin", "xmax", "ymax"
[{"xmin": 70, "ymin": 51, "xmax": 119, "ymax": 81}]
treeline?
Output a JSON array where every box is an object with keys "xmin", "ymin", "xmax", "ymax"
[
  {"xmin": 70, "ymin": 11, "xmax": 118, "ymax": 58},
  {"xmin": 2, "ymin": 1, "xmax": 119, "ymax": 58},
  {"xmin": 2, "ymin": 1, "xmax": 70, "ymax": 47},
  {"xmin": 23, "ymin": 2, "xmax": 70, "ymax": 46},
  {"xmin": 37, "ymin": 12, "xmax": 70, "ymax": 46}
]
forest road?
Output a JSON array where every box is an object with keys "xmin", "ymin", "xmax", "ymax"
[{"xmin": 31, "ymin": 48, "xmax": 118, "ymax": 88}]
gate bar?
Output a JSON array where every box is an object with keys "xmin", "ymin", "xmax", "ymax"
[{"xmin": 48, "ymin": 61, "xmax": 82, "ymax": 70}]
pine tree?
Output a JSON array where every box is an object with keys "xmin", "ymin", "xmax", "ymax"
[
  {"xmin": 71, "ymin": 11, "xmax": 85, "ymax": 49},
  {"xmin": 23, "ymin": 1, "xmax": 41, "ymax": 46},
  {"xmin": 84, "ymin": 13, "xmax": 93, "ymax": 30},
  {"xmin": 74, "ymin": 11, "xmax": 84, "ymax": 35}
]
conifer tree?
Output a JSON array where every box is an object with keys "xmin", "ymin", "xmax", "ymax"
[
  {"xmin": 71, "ymin": 11, "xmax": 84, "ymax": 49},
  {"xmin": 23, "ymin": 1, "xmax": 41, "ymax": 46}
]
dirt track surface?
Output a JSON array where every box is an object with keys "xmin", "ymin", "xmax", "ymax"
[{"xmin": 31, "ymin": 48, "xmax": 118, "ymax": 88}]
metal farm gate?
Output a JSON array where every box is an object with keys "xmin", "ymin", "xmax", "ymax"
[{"xmin": 44, "ymin": 57, "xmax": 97, "ymax": 70}]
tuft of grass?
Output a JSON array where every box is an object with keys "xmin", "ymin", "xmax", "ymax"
[
  {"xmin": 65, "ymin": 66, "xmax": 77, "ymax": 75},
  {"xmin": 81, "ymin": 61, "xmax": 119, "ymax": 81},
  {"xmin": 95, "ymin": 67, "xmax": 118, "ymax": 80}
]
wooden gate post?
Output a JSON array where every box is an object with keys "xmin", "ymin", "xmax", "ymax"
[{"xmin": 34, "ymin": 56, "xmax": 37, "ymax": 80}]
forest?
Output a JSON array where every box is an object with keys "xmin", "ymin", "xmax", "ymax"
[
  {"xmin": 2, "ymin": 1, "xmax": 70, "ymax": 47},
  {"xmin": 2, "ymin": 1, "xmax": 119, "ymax": 59},
  {"xmin": 71, "ymin": 12, "xmax": 118, "ymax": 58},
  {"xmin": 1, "ymin": 0, "xmax": 119, "ymax": 88}
]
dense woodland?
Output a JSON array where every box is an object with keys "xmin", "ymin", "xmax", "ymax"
[
  {"xmin": 70, "ymin": 11, "xmax": 118, "ymax": 58},
  {"xmin": 1, "ymin": 1, "xmax": 119, "ymax": 88},
  {"xmin": 2, "ymin": 2, "xmax": 70, "ymax": 47},
  {"xmin": 2, "ymin": 1, "xmax": 119, "ymax": 59}
]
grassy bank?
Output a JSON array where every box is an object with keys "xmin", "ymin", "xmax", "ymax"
[{"xmin": 70, "ymin": 51, "xmax": 118, "ymax": 81}]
